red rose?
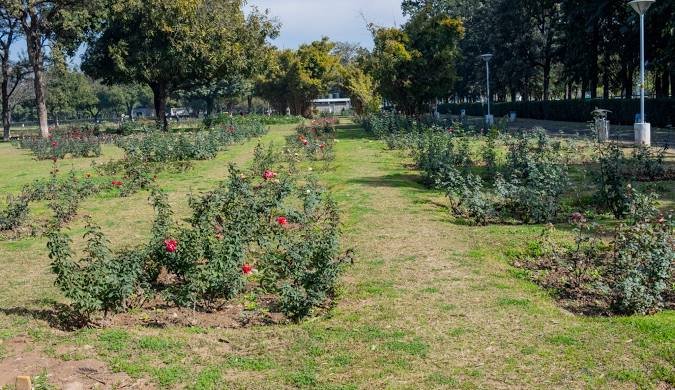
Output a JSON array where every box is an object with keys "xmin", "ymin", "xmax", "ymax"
[
  {"xmin": 302, "ymin": 139, "xmax": 308, "ymax": 146},
  {"xmin": 570, "ymin": 212, "xmax": 586, "ymax": 225},
  {"xmin": 263, "ymin": 170, "xmax": 277, "ymax": 180},
  {"xmin": 319, "ymin": 144, "xmax": 325, "ymax": 149},
  {"xmin": 276, "ymin": 216, "xmax": 288, "ymax": 226},
  {"xmin": 242, "ymin": 264, "xmax": 253, "ymax": 275},
  {"xmin": 51, "ymin": 141, "xmax": 58, "ymax": 147},
  {"xmin": 164, "ymin": 239, "xmax": 178, "ymax": 253}
]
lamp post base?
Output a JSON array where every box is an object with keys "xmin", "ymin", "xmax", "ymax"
[
  {"xmin": 484, "ymin": 115, "xmax": 494, "ymax": 127},
  {"xmin": 634, "ymin": 122, "xmax": 651, "ymax": 146}
]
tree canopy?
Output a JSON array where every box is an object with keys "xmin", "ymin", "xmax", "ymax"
[{"xmin": 82, "ymin": 0, "xmax": 277, "ymax": 130}]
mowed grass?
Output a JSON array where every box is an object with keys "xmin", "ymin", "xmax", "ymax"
[{"xmin": 0, "ymin": 121, "xmax": 673, "ymax": 389}]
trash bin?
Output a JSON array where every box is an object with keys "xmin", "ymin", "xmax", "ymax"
[
  {"xmin": 592, "ymin": 108, "xmax": 612, "ymax": 142},
  {"xmin": 596, "ymin": 118, "xmax": 610, "ymax": 141}
]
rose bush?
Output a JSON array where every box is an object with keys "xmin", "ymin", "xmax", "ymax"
[{"xmin": 46, "ymin": 150, "xmax": 347, "ymax": 322}]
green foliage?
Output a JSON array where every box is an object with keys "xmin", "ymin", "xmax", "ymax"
[
  {"xmin": 628, "ymin": 145, "xmax": 669, "ymax": 181},
  {"xmin": 116, "ymin": 121, "xmax": 267, "ymax": 163},
  {"xmin": 14, "ymin": 129, "xmax": 103, "ymax": 160},
  {"xmin": 45, "ymin": 146, "xmax": 346, "ymax": 321},
  {"xmin": 206, "ymin": 114, "xmax": 303, "ymax": 127},
  {"xmin": 340, "ymin": 65, "xmax": 381, "ymax": 115},
  {"xmin": 370, "ymin": 8, "xmax": 463, "ymax": 114},
  {"xmin": 0, "ymin": 194, "xmax": 30, "ymax": 231},
  {"xmin": 610, "ymin": 190, "xmax": 675, "ymax": 315},
  {"xmin": 592, "ymin": 142, "xmax": 669, "ymax": 218},
  {"xmin": 287, "ymin": 118, "xmax": 337, "ymax": 161},
  {"xmin": 259, "ymin": 179, "xmax": 343, "ymax": 319},
  {"xmin": 47, "ymin": 217, "xmax": 144, "ymax": 319},
  {"xmin": 515, "ymin": 189, "xmax": 674, "ymax": 316},
  {"xmin": 256, "ymin": 38, "xmax": 341, "ymax": 117},
  {"xmin": 1, "ymin": 167, "xmax": 101, "ymax": 232},
  {"xmin": 438, "ymin": 165, "xmax": 494, "ymax": 226},
  {"xmin": 495, "ymin": 131, "xmax": 569, "ymax": 223},
  {"xmin": 82, "ymin": 0, "xmax": 277, "ymax": 130}
]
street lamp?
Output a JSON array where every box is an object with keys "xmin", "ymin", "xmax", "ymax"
[
  {"xmin": 629, "ymin": 0, "xmax": 655, "ymax": 145},
  {"xmin": 480, "ymin": 54, "xmax": 494, "ymax": 126}
]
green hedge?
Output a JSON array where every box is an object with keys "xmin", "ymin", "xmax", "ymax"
[{"xmin": 438, "ymin": 98, "xmax": 675, "ymax": 127}]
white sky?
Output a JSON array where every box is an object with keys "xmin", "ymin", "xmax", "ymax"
[{"xmin": 249, "ymin": 0, "xmax": 406, "ymax": 48}]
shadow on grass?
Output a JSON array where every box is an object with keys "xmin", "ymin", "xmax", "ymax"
[
  {"xmin": 335, "ymin": 125, "xmax": 376, "ymax": 141},
  {"xmin": 0, "ymin": 302, "xmax": 88, "ymax": 331},
  {"xmin": 347, "ymin": 173, "xmax": 426, "ymax": 191}
]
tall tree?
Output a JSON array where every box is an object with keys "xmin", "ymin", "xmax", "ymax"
[
  {"xmin": 0, "ymin": 6, "xmax": 28, "ymax": 140},
  {"xmin": 4, "ymin": 0, "xmax": 104, "ymax": 137},
  {"xmin": 370, "ymin": 6, "xmax": 464, "ymax": 113},
  {"xmin": 257, "ymin": 38, "xmax": 341, "ymax": 116},
  {"xmin": 82, "ymin": 0, "xmax": 275, "ymax": 130}
]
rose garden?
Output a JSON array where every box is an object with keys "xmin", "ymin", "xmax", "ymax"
[{"xmin": 0, "ymin": 0, "xmax": 673, "ymax": 388}]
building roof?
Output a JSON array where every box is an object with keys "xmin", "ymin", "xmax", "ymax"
[{"xmin": 312, "ymin": 98, "xmax": 351, "ymax": 103}]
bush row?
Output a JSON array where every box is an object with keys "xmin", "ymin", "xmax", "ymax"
[
  {"xmin": 205, "ymin": 114, "xmax": 304, "ymax": 127},
  {"xmin": 116, "ymin": 120, "xmax": 267, "ymax": 163},
  {"xmin": 360, "ymin": 112, "xmax": 674, "ymax": 315},
  {"xmin": 438, "ymin": 98, "xmax": 675, "ymax": 127},
  {"xmin": 286, "ymin": 118, "xmax": 338, "ymax": 161}
]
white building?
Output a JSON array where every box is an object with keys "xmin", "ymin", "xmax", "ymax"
[{"xmin": 312, "ymin": 92, "xmax": 351, "ymax": 114}]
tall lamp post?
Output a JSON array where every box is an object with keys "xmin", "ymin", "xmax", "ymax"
[
  {"xmin": 480, "ymin": 54, "xmax": 494, "ymax": 126},
  {"xmin": 629, "ymin": 0, "xmax": 655, "ymax": 146}
]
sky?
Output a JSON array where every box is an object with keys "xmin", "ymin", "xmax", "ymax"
[{"xmin": 249, "ymin": 0, "xmax": 406, "ymax": 49}]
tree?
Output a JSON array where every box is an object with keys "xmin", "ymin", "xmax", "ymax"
[
  {"xmin": 340, "ymin": 65, "xmax": 381, "ymax": 115},
  {"xmin": 370, "ymin": 7, "xmax": 464, "ymax": 114},
  {"xmin": 0, "ymin": 7, "xmax": 29, "ymax": 140},
  {"xmin": 4, "ymin": 0, "xmax": 104, "ymax": 138},
  {"xmin": 82, "ymin": 0, "xmax": 275, "ymax": 130},
  {"xmin": 257, "ymin": 38, "xmax": 341, "ymax": 117}
]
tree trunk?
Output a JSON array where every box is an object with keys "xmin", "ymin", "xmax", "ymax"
[
  {"xmin": 151, "ymin": 83, "xmax": 169, "ymax": 131},
  {"xmin": 602, "ymin": 59, "xmax": 610, "ymax": 100},
  {"xmin": 22, "ymin": 10, "xmax": 49, "ymax": 138},
  {"xmin": 2, "ymin": 57, "xmax": 10, "ymax": 141},
  {"xmin": 247, "ymin": 95, "xmax": 253, "ymax": 113},
  {"xmin": 206, "ymin": 96, "xmax": 214, "ymax": 117},
  {"xmin": 543, "ymin": 60, "xmax": 551, "ymax": 101}
]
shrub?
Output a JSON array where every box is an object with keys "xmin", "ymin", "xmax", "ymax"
[
  {"xmin": 47, "ymin": 218, "xmax": 145, "ymax": 319},
  {"xmin": 1, "ymin": 165, "xmax": 101, "ymax": 232},
  {"xmin": 412, "ymin": 130, "xmax": 472, "ymax": 186},
  {"xmin": 593, "ymin": 142, "xmax": 630, "ymax": 218},
  {"xmin": 609, "ymin": 189, "xmax": 674, "ymax": 314},
  {"xmin": 117, "ymin": 120, "xmax": 267, "ymax": 163},
  {"xmin": 514, "ymin": 189, "xmax": 674, "ymax": 315},
  {"xmin": 0, "ymin": 194, "xmax": 30, "ymax": 231},
  {"xmin": 437, "ymin": 165, "xmax": 495, "ymax": 225},
  {"xmin": 496, "ymin": 131, "xmax": 569, "ymax": 223},
  {"xmin": 46, "ymin": 156, "xmax": 346, "ymax": 321},
  {"xmin": 481, "ymin": 129, "xmax": 499, "ymax": 180},
  {"xmin": 288, "ymin": 119, "xmax": 337, "ymax": 161},
  {"xmin": 14, "ymin": 132, "xmax": 102, "ymax": 160},
  {"xmin": 628, "ymin": 145, "xmax": 669, "ymax": 181}
]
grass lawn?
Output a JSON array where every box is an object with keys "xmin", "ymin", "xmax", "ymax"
[{"xmin": 0, "ymin": 121, "xmax": 672, "ymax": 389}]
